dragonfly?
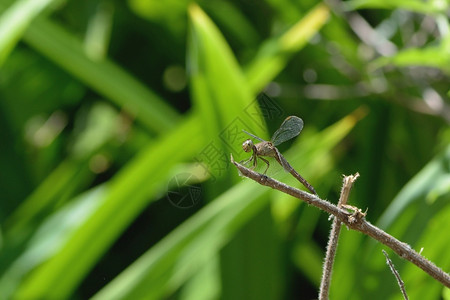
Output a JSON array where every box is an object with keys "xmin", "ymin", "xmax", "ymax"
[{"xmin": 240, "ymin": 116, "xmax": 317, "ymax": 195}]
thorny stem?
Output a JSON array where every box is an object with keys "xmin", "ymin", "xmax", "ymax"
[
  {"xmin": 383, "ymin": 250, "xmax": 409, "ymax": 300},
  {"xmin": 231, "ymin": 155, "xmax": 450, "ymax": 288},
  {"xmin": 319, "ymin": 173, "xmax": 359, "ymax": 300}
]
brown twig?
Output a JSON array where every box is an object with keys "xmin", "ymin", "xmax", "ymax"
[
  {"xmin": 383, "ymin": 250, "xmax": 409, "ymax": 300},
  {"xmin": 319, "ymin": 173, "xmax": 359, "ymax": 300},
  {"xmin": 231, "ymin": 155, "xmax": 450, "ymax": 287}
]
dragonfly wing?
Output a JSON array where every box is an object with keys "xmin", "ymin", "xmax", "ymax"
[
  {"xmin": 272, "ymin": 116, "xmax": 304, "ymax": 146},
  {"xmin": 242, "ymin": 129, "xmax": 266, "ymax": 142}
]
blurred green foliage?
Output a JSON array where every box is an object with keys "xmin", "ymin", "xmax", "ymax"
[{"xmin": 0, "ymin": 0, "xmax": 449, "ymax": 299}]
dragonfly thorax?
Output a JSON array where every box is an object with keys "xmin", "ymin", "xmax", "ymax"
[
  {"xmin": 255, "ymin": 141, "xmax": 276, "ymax": 157},
  {"xmin": 242, "ymin": 139, "xmax": 254, "ymax": 152}
]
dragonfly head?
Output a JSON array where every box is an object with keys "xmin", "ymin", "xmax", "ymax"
[{"xmin": 242, "ymin": 139, "xmax": 254, "ymax": 152}]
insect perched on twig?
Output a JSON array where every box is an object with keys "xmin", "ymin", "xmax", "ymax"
[{"xmin": 240, "ymin": 116, "xmax": 317, "ymax": 195}]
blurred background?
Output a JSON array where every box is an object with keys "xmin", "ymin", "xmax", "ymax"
[{"xmin": 0, "ymin": 0, "xmax": 449, "ymax": 299}]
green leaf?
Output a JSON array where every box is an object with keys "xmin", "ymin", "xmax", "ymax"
[
  {"xmin": 23, "ymin": 17, "xmax": 180, "ymax": 133},
  {"xmin": 14, "ymin": 114, "xmax": 204, "ymax": 299},
  {"xmin": 371, "ymin": 45, "xmax": 450, "ymax": 75},
  {"xmin": 5, "ymin": 103, "xmax": 121, "ymax": 236},
  {"xmin": 401, "ymin": 203, "xmax": 450, "ymax": 299},
  {"xmin": 0, "ymin": 0, "xmax": 59, "ymax": 66},
  {"xmin": 188, "ymin": 3, "xmax": 266, "ymax": 185},
  {"xmin": 244, "ymin": 3, "xmax": 330, "ymax": 93},
  {"xmin": 202, "ymin": 0, "xmax": 260, "ymax": 48},
  {"xmin": 377, "ymin": 145, "xmax": 450, "ymax": 229},
  {"xmin": 189, "ymin": 3, "xmax": 264, "ymax": 136},
  {"xmin": 345, "ymin": 0, "xmax": 448, "ymax": 14},
  {"xmin": 92, "ymin": 179, "xmax": 270, "ymax": 300},
  {"xmin": 0, "ymin": 186, "xmax": 106, "ymax": 299}
]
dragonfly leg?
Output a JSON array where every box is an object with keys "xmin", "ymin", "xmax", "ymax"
[
  {"xmin": 240, "ymin": 148, "xmax": 259, "ymax": 170},
  {"xmin": 239, "ymin": 155, "xmax": 254, "ymax": 166},
  {"xmin": 251, "ymin": 153, "xmax": 258, "ymax": 169},
  {"xmin": 240, "ymin": 154, "xmax": 259, "ymax": 170},
  {"xmin": 258, "ymin": 156, "xmax": 270, "ymax": 174}
]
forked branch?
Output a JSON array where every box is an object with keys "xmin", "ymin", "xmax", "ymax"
[
  {"xmin": 319, "ymin": 173, "xmax": 359, "ymax": 299},
  {"xmin": 231, "ymin": 155, "xmax": 450, "ymax": 288}
]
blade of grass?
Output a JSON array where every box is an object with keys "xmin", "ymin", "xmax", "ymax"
[
  {"xmin": 371, "ymin": 45, "xmax": 450, "ymax": 75},
  {"xmin": 377, "ymin": 145, "xmax": 450, "ymax": 229},
  {"xmin": 0, "ymin": 0, "xmax": 58, "ymax": 66},
  {"xmin": 188, "ymin": 3, "xmax": 265, "ymax": 147},
  {"xmin": 22, "ymin": 17, "xmax": 180, "ymax": 133},
  {"xmin": 202, "ymin": 1, "xmax": 260, "ymax": 48},
  {"xmin": 244, "ymin": 3, "xmax": 330, "ymax": 93},
  {"xmin": 5, "ymin": 103, "xmax": 122, "ymax": 237},
  {"xmin": 93, "ymin": 179, "xmax": 270, "ymax": 300},
  {"xmin": 14, "ymin": 114, "xmax": 204, "ymax": 299},
  {"xmin": 0, "ymin": 185, "xmax": 106, "ymax": 299},
  {"xmin": 345, "ymin": 0, "xmax": 447, "ymax": 14},
  {"xmin": 4, "ymin": 159, "xmax": 92, "ymax": 236},
  {"xmin": 401, "ymin": 203, "xmax": 450, "ymax": 299}
]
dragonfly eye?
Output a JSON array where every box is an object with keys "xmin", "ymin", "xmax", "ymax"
[{"xmin": 242, "ymin": 139, "xmax": 253, "ymax": 152}]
